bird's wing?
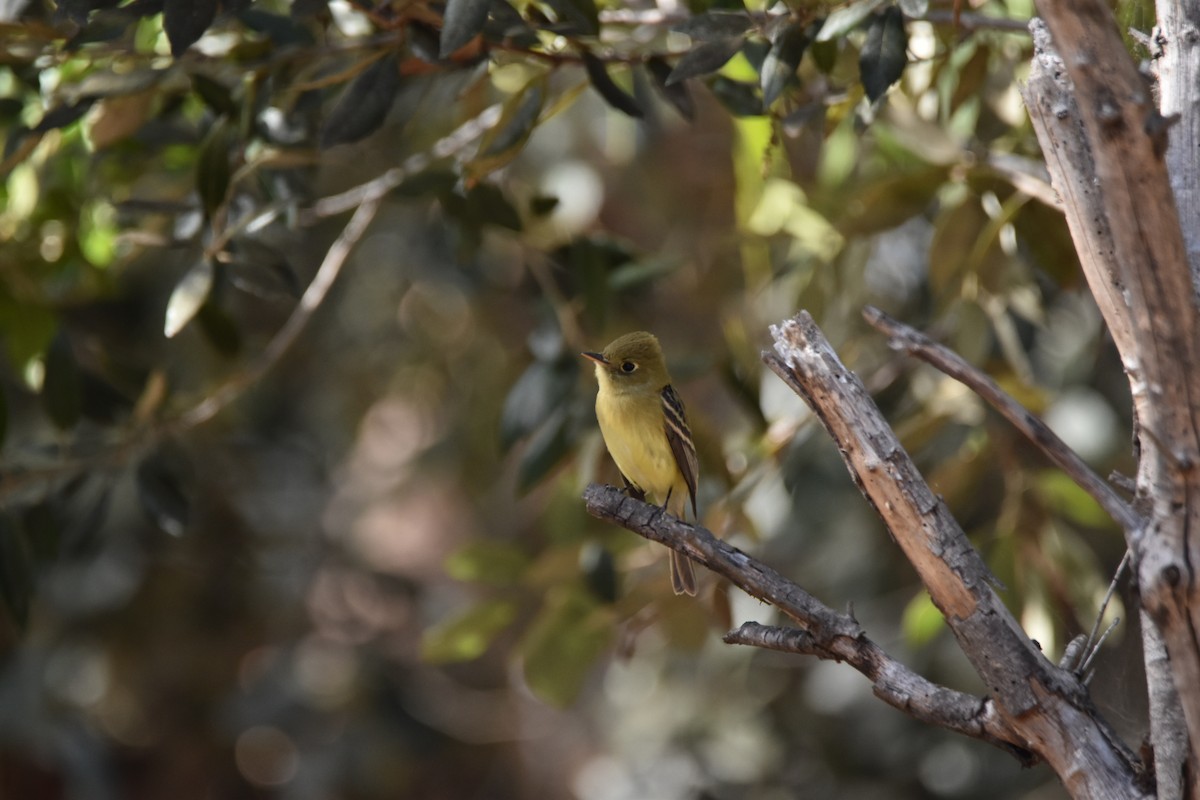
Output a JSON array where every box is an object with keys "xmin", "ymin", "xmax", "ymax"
[{"xmin": 661, "ymin": 384, "xmax": 698, "ymax": 517}]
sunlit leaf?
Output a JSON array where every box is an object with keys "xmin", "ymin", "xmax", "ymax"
[
  {"xmin": 164, "ymin": 259, "xmax": 215, "ymax": 338},
  {"xmin": 667, "ymin": 38, "xmax": 745, "ymax": 85},
  {"xmin": 816, "ymin": 0, "xmax": 886, "ymax": 41},
  {"xmin": 446, "ymin": 540, "xmax": 531, "ymax": 586},
  {"xmin": 319, "ymin": 54, "xmax": 403, "ymax": 149},
  {"xmin": 520, "ymin": 587, "xmax": 614, "ymax": 707},
  {"xmin": 42, "ymin": 333, "xmax": 82, "ymax": 430},
  {"xmin": 164, "ymin": 0, "xmax": 218, "ymax": 56},
  {"xmin": 761, "ymin": 20, "xmax": 810, "ymax": 107},
  {"xmin": 422, "ymin": 599, "xmax": 519, "ymax": 662},
  {"xmin": 860, "ymin": 6, "xmax": 908, "ymax": 103},
  {"xmin": 441, "ymin": 0, "xmax": 491, "ymax": 57},
  {"xmin": 501, "ymin": 360, "xmax": 578, "ymax": 450},
  {"xmin": 902, "ymin": 591, "xmax": 944, "ymax": 646},
  {"xmin": 582, "ymin": 52, "xmax": 643, "ymax": 118}
]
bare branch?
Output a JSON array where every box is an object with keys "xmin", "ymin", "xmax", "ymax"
[
  {"xmin": 764, "ymin": 311, "xmax": 1147, "ymax": 799},
  {"xmin": 725, "ymin": 622, "xmax": 1034, "ymax": 762},
  {"xmin": 583, "ymin": 483, "xmax": 1029, "ymax": 757},
  {"xmin": 862, "ymin": 305, "xmax": 1141, "ymax": 533}
]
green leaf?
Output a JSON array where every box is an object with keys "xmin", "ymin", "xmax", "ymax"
[
  {"xmin": 42, "ymin": 333, "xmax": 82, "ymax": 431},
  {"xmin": 471, "ymin": 75, "xmax": 548, "ymax": 176},
  {"xmin": 446, "ymin": 540, "xmax": 531, "ymax": 586},
  {"xmin": 501, "ymin": 360, "xmax": 578, "ymax": 450},
  {"xmin": 859, "ymin": 6, "xmax": 908, "ymax": 103},
  {"xmin": 672, "ymin": 11, "xmax": 754, "ymax": 42},
  {"xmin": 189, "ymin": 71, "xmax": 239, "ymax": 117},
  {"xmin": 666, "ymin": 37, "xmax": 745, "ymax": 85},
  {"xmin": 196, "ymin": 118, "xmax": 235, "ymax": 218},
  {"xmin": 164, "ymin": 0, "xmax": 218, "ymax": 57},
  {"xmin": 164, "ymin": 259, "xmax": 215, "ymax": 338},
  {"xmin": 542, "ymin": 0, "xmax": 599, "ymax": 35},
  {"xmin": 708, "ymin": 76, "xmax": 763, "ymax": 116},
  {"xmin": 319, "ymin": 54, "xmax": 403, "ymax": 149},
  {"xmin": 1034, "ymin": 470, "xmax": 1111, "ymax": 528},
  {"xmin": 520, "ymin": 587, "xmax": 613, "ymax": 707},
  {"xmin": 902, "ymin": 592, "xmax": 944, "ymax": 646},
  {"xmin": 136, "ymin": 454, "xmax": 190, "ymax": 537},
  {"xmin": 467, "ymin": 182, "xmax": 523, "ymax": 231},
  {"xmin": 645, "ymin": 57, "xmax": 695, "ymax": 120},
  {"xmin": 441, "ymin": 0, "xmax": 492, "ymax": 57},
  {"xmin": 226, "ymin": 240, "xmax": 301, "ymax": 300},
  {"xmin": 517, "ymin": 407, "xmax": 573, "ymax": 492},
  {"xmin": 761, "ymin": 20, "xmax": 811, "ymax": 107},
  {"xmin": 422, "ymin": 599, "xmax": 519, "ymax": 662},
  {"xmin": 582, "ymin": 52, "xmax": 643, "ymax": 118},
  {"xmin": 816, "ymin": 0, "xmax": 886, "ymax": 41},
  {"xmin": 0, "ymin": 513, "xmax": 33, "ymax": 629}
]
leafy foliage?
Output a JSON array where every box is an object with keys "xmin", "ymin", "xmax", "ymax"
[{"xmin": 0, "ymin": 0, "xmax": 1142, "ymax": 796}]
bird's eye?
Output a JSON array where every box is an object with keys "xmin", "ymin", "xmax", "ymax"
[{"xmin": 621, "ymin": 361, "xmax": 637, "ymax": 373}]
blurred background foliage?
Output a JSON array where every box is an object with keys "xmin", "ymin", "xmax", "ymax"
[{"xmin": 0, "ymin": 0, "xmax": 1153, "ymax": 797}]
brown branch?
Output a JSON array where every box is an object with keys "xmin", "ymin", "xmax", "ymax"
[
  {"xmin": 724, "ymin": 621, "xmax": 1033, "ymax": 762},
  {"xmin": 765, "ymin": 312, "xmax": 1147, "ymax": 799},
  {"xmin": 582, "ymin": 483, "xmax": 1029, "ymax": 758},
  {"xmin": 862, "ymin": 305, "xmax": 1141, "ymax": 533}
]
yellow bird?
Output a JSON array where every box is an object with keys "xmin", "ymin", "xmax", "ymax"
[{"xmin": 582, "ymin": 332, "xmax": 700, "ymax": 595}]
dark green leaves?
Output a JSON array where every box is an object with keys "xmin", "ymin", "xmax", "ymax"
[
  {"xmin": 472, "ymin": 75, "xmax": 547, "ymax": 176},
  {"xmin": 672, "ymin": 11, "xmax": 754, "ymax": 42},
  {"xmin": 440, "ymin": 0, "xmax": 492, "ymax": 57},
  {"xmin": 761, "ymin": 21, "xmax": 811, "ymax": 107},
  {"xmin": 542, "ymin": 0, "xmax": 599, "ymax": 36},
  {"xmin": 501, "ymin": 361, "xmax": 577, "ymax": 450},
  {"xmin": 43, "ymin": 333, "xmax": 82, "ymax": 430},
  {"xmin": 646, "ymin": 57, "xmax": 694, "ymax": 120},
  {"xmin": 582, "ymin": 52, "xmax": 642, "ymax": 118},
  {"xmin": 164, "ymin": 0, "xmax": 218, "ymax": 57},
  {"xmin": 667, "ymin": 38, "xmax": 745, "ymax": 85},
  {"xmin": 319, "ymin": 54, "xmax": 403, "ymax": 149},
  {"xmin": 0, "ymin": 514, "xmax": 33, "ymax": 629},
  {"xmin": 136, "ymin": 453, "xmax": 190, "ymax": 538},
  {"xmin": 860, "ymin": 6, "xmax": 908, "ymax": 102},
  {"xmin": 196, "ymin": 117, "xmax": 235, "ymax": 218}
]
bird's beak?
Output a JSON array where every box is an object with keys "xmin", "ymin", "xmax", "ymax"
[{"xmin": 581, "ymin": 351, "xmax": 609, "ymax": 367}]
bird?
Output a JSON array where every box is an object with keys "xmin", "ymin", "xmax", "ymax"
[{"xmin": 582, "ymin": 331, "xmax": 700, "ymax": 595}]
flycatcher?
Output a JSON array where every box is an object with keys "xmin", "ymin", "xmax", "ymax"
[{"xmin": 582, "ymin": 332, "xmax": 700, "ymax": 595}]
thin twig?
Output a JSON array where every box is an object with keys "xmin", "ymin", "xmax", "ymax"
[
  {"xmin": 174, "ymin": 193, "xmax": 385, "ymax": 430},
  {"xmin": 862, "ymin": 305, "xmax": 1142, "ymax": 534},
  {"xmin": 1076, "ymin": 550, "xmax": 1130, "ymax": 671}
]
